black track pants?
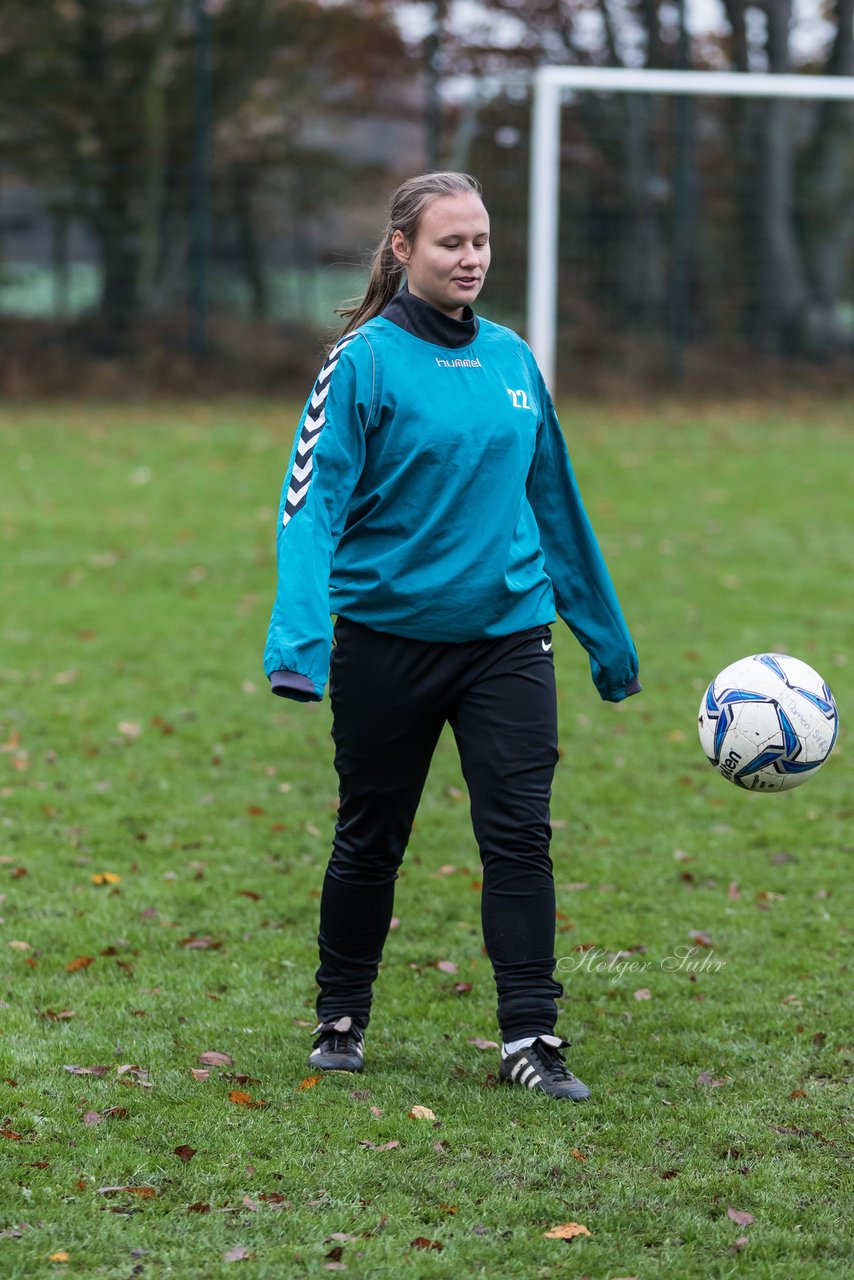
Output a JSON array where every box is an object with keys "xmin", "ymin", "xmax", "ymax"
[{"xmin": 315, "ymin": 617, "xmax": 564, "ymax": 1041}]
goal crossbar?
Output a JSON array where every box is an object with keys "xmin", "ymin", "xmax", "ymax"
[{"xmin": 528, "ymin": 66, "xmax": 854, "ymax": 390}]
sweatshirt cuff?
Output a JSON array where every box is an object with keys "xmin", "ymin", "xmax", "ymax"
[
  {"xmin": 269, "ymin": 670, "xmax": 320, "ymax": 702},
  {"xmin": 623, "ymin": 675, "xmax": 642, "ymax": 697}
]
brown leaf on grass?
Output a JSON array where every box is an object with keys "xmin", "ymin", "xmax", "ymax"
[
  {"xmin": 726, "ymin": 1206, "xmax": 755, "ymax": 1226},
  {"xmin": 48, "ymin": 1253, "xmax": 70, "ymax": 1263},
  {"xmin": 543, "ymin": 1222, "xmax": 592, "ymax": 1240},
  {"xmin": 191, "ymin": 1068, "xmax": 210, "ymax": 1081},
  {"xmin": 453, "ymin": 982, "xmax": 473, "ymax": 995},
  {"xmin": 82, "ymin": 1111, "xmax": 102, "ymax": 1127},
  {"xmin": 790, "ymin": 1089, "xmax": 807, "ymax": 1099},
  {"xmin": 63, "ymin": 1065, "xmax": 109, "ymax": 1077},
  {"xmin": 101, "ymin": 1107, "xmax": 129, "ymax": 1119},
  {"xmin": 298, "ymin": 1075, "xmax": 322, "ymax": 1091},
  {"xmin": 187, "ymin": 1202, "xmax": 211, "ymax": 1214},
  {"xmin": 436, "ymin": 960, "xmax": 458, "ymax": 974},
  {"xmin": 97, "ymin": 1185, "xmax": 156, "ymax": 1198},
  {"xmin": 570, "ymin": 1149, "xmax": 587, "ymax": 1161},
  {"xmin": 661, "ymin": 1169, "xmax": 680, "ymax": 1179},
  {"xmin": 728, "ymin": 881, "xmax": 741, "ymax": 901},
  {"xmin": 408, "ymin": 1105, "xmax": 436, "ymax": 1120},
  {"xmin": 66, "ymin": 956, "xmax": 95, "ymax": 972},
  {"xmin": 91, "ymin": 873, "xmax": 121, "ymax": 885},
  {"xmin": 174, "ymin": 1145, "xmax": 198, "ymax": 1164},
  {"xmin": 242, "ymin": 1196, "xmax": 259, "ymax": 1212},
  {"xmin": 228, "ymin": 1090, "xmax": 267, "ymax": 1108},
  {"xmin": 199, "ymin": 1051, "xmax": 235, "ymax": 1067},
  {"xmin": 258, "ymin": 1193, "xmax": 292, "ymax": 1208},
  {"xmin": 223, "ymin": 1245, "xmax": 253, "ymax": 1262},
  {"xmin": 696, "ymin": 1071, "xmax": 729, "ymax": 1087},
  {"xmin": 237, "ymin": 890, "xmax": 261, "ymax": 901},
  {"xmin": 467, "ymin": 1037, "xmax": 499, "ymax": 1050},
  {"xmin": 689, "ymin": 930, "xmax": 714, "ymax": 947},
  {"xmin": 179, "ymin": 936, "xmax": 223, "ymax": 949},
  {"xmin": 633, "ymin": 988, "xmax": 652, "ymax": 1001},
  {"xmin": 1, "ymin": 1128, "xmax": 25, "ymax": 1140},
  {"xmin": 410, "ymin": 1237, "xmax": 443, "ymax": 1251},
  {"xmin": 730, "ymin": 1236, "xmax": 750, "ymax": 1254},
  {"xmin": 221, "ymin": 1073, "xmax": 260, "ymax": 1085},
  {"xmin": 358, "ymin": 1139, "xmax": 400, "ymax": 1151},
  {"xmin": 325, "ymin": 1233, "xmax": 359, "ymax": 1243}
]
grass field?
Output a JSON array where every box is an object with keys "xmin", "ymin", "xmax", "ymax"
[{"xmin": 1, "ymin": 397, "xmax": 851, "ymax": 1280}]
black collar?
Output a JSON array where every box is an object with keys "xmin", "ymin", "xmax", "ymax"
[{"xmin": 381, "ymin": 285, "xmax": 479, "ymax": 349}]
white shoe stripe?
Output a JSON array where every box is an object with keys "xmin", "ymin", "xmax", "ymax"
[
  {"xmin": 510, "ymin": 1058, "xmax": 528, "ymax": 1082},
  {"xmin": 527, "ymin": 1073, "xmax": 541, "ymax": 1089}
]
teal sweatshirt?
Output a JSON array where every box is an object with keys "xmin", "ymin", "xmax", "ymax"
[{"xmin": 264, "ymin": 291, "xmax": 639, "ymax": 703}]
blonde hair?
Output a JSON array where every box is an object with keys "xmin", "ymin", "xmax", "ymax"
[{"xmin": 337, "ymin": 171, "xmax": 483, "ymax": 336}]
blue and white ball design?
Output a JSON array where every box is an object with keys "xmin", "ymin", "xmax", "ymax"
[{"xmin": 698, "ymin": 654, "xmax": 838, "ymax": 792}]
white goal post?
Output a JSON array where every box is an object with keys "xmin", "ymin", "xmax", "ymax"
[{"xmin": 528, "ymin": 65, "xmax": 854, "ymax": 392}]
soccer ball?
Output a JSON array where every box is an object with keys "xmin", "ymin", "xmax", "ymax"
[{"xmin": 698, "ymin": 653, "xmax": 838, "ymax": 792}]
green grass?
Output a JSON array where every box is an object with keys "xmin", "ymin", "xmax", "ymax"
[{"xmin": 1, "ymin": 396, "xmax": 852, "ymax": 1280}]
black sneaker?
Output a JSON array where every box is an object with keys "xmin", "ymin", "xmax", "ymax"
[
  {"xmin": 308, "ymin": 1016, "xmax": 365, "ymax": 1073},
  {"xmin": 498, "ymin": 1035, "xmax": 590, "ymax": 1101}
]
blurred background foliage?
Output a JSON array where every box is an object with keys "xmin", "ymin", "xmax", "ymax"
[{"xmin": 0, "ymin": 0, "xmax": 851, "ymax": 394}]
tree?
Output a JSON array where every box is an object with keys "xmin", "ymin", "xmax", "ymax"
[{"xmin": 0, "ymin": 0, "xmax": 412, "ymax": 340}]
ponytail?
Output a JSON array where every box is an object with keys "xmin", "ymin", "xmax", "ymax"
[{"xmin": 336, "ymin": 171, "xmax": 482, "ymax": 338}]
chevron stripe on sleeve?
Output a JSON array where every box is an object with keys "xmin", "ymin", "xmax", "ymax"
[{"xmin": 282, "ymin": 332, "xmax": 359, "ymax": 528}]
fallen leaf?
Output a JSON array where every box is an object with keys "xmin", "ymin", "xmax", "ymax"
[
  {"xmin": 199, "ymin": 1051, "xmax": 235, "ymax": 1067},
  {"xmin": 410, "ymin": 1237, "xmax": 443, "ymax": 1251},
  {"xmin": 325, "ymin": 1233, "xmax": 359, "ymax": 1243},
  {"xmin": 179, "ymin": 936, "xmax": 222, "ymax": 949},
  {"xmin": 63, "ymin": 1064, "xmax": 110, "ymax": 1077},
  {"xmin": 408, "ymin": 1105, "xmax": 436, "ymax": 1120},
  {"xmin": 1, "ymin": 1129, "xmax": 25, "ymax": 1140},
  {"xmin": 790, "ymin": 1089, "xmax": 807, "ymax": 1099},
  {"xmin": 191, "ymin": 1068, "xmax": 210, "ymax": 1081},
  {"xmin": 228, "ymin": 1090, "xmax": 266, "ymax": 1108},
  {"xmin": 223, "ymin": 1245, "xmax": 253, "ymax": 1262},
  {"xmin": 689, "ymin": 930, "xmax": 714, "ymax": 947},
  {"xmin": 298, "ymin": 1075, "xmax": 322, "ymax": 1091},
  {"xmin": 9, "ymin": 940, "xmax": 32, "ymax": 951},
  {"xmin": 633, "ymin": 988, "xmax": 652, "ymax": 1001},
  {"xmin": 467, "ymin": 1037, "xmax": 499, "ymax": 1050},
  {"xmin": 543, "ymin": 1222, "xmax": 592, "ymax": 1240},
  {"xmin": 91, "ymin": 872, "xmax": 121, "ymax": 885},
  {"xmin": 40, "ymin": 1010, "xmax": 76, "ymax": 1021},
  {"xmin": 696, "ymin": 1071, "xmax": 729, "ymax": 1087},
  {"xmin": 370, "ymin": 1106, "xmax": 383, "ymax": 1117},
  {"xmin": 187, "ymin": 1202, "xmax": 211, "ymax": 1214},
  {"xmin": 726, "ymin": 1206, "xmax": 755, "ymax": 1226},
  {"xmin": 81, "ymin": 1111, "xmax": 102, "ymax": 1127},
  {"xmin": 174, "ymin": 1145, "xmax": 198, "ymax": 1163},
  {"xmin": 66, "ymin": 956, "xmax": 95, "ymax": 972},
  {"xmin": 48, "ymin": 1253, "xmax": 69, "ymax": 1263},
  {"xmin": 730, "ymin": 1236, "xmax": 750, "ymax": 1253},
  {"xmin": 436, "ymin": 960, "xmax": 458, "ymax": 974},
  {"xmin": 570, "ymin": 1148, "xmax": 587, "ymax": 1161}
]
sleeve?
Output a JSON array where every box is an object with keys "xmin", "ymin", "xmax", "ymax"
[
  {"xmin": 263, "ymin": 333, "xmax": 371, "ymax": 700},
  {"xmin": 526, "ymin": 367, "xmax": 640, "ymax": 703}
]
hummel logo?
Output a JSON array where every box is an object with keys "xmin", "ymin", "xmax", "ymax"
[{"xmin": 541, "ymin": 639, "xmax": 552, "ymax": 652}]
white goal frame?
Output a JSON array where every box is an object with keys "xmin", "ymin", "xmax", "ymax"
[{"xmin": 528, "ymin": 66, "xmax": 854, "ymax": 392}]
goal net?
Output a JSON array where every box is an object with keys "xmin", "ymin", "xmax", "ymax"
[{"xmin": 483, "ymin": 67, "xmax": 854, "ymax": 392}]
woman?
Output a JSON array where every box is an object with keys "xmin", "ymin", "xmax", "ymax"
[{"xmin": 264, "ymin": 171, "xmax": 640, "ymax": 1102}]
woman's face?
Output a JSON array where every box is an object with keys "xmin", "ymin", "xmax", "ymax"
[{"xmin": 391, "ymin": 192, "xmax": 491, "ymax": 319}]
